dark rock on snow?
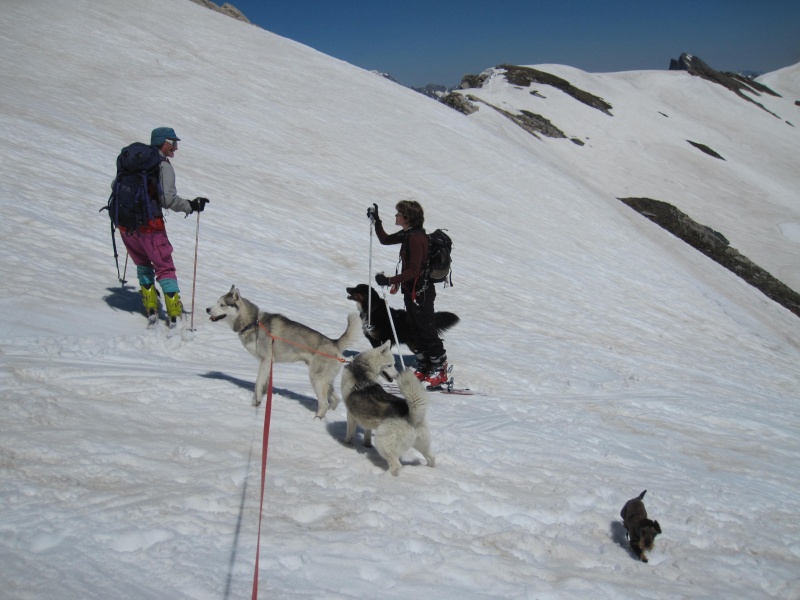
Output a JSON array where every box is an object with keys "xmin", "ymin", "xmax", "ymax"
[{"xmin": 620, "ymin": 198, "xmax": 800, "ymax": 318}]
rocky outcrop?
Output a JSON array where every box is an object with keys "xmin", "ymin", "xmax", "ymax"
[
  {"xmin": 620, "ymin": 197, "xmax": 800, "ymax": 317},
  {"xmin": 458, "ymin": 72, "xmax": 491, "ymax": 90},
  {"xmin": 447, "ymin": 65, "xmax": 601, "ymax": 141},
  {"xmin": 457, "ymin": 64, "xmax": 613, "ymax": 116},
  {"xmin": 669, "ymin": 53, "xmax": 781, "ymax": 118},
  {"xmin": 497, "ymin": 65, "xmax": 613, "ymax": 115},
  {"xmin": 687, "ymin": 141, "xmax": 724, "ymax": 160},
  {"xmin": 482, "ymin": 102, "xmax": 567, "ymax": 139},
  {"xmin": 189, "ymin": 0, "xmax": 251, "ymax": 24},
  {"xmin": 441, "ymin": 92, "xmax": 479, "ymax": 115}
]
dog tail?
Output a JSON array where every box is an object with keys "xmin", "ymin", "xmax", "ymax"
[
  {"xmin": 435, "ymin": 311, "xmax": 460, "ymax": 335},
  {"xmin": 336, "ymin": 312, "xmax": 363, "ymax": 351},
  {"xmin": 397, "ymin": 368, "xmax": 429, "ymax": 427}
]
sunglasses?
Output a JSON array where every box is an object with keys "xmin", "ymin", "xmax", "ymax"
[{"xmin": 166, "ymin": 139, "xmax": 178, "ymax": 148}]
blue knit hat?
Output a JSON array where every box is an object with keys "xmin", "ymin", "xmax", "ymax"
[{"xmin": 151, "ymin": 127, "xmax": 180, "ymax": 146}]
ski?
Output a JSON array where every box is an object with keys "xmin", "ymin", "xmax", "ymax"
[
  {"xmin": 428, "ymin": 386, "xmax": 477, "ymax": 395},
  {"xmin": 382, "ymin": 366, "xmax": 478, "ymax": 395},
  {"xmin": 381, "ymin": 383, "xmax": 477, "ymax": 396}
]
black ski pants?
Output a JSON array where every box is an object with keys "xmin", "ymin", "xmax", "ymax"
[{"xmin": 403, "ymin": 285, "xmax": 445, "ymax": 365}]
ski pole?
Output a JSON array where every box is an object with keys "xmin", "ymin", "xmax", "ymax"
[
  {"xmin": 189, "ymin": 211, "xmax": 201, "ymax": 331},
  {"xmin": 121, "ymin": 252, "xmax": 129, "ymax": 286},
  {"xmin": 382, "ymin": 288, "xmax": 405, "ymax": 369},
  {"xmin": 110, "ymin": 224, "xmax": 127, "ymax": 285},
  {"xmin": 368, "ymin": 218, "xmax": 374, "ymax": 328}
]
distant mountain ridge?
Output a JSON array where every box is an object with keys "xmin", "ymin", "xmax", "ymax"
[
  {"xmin": 668, "ymin": 52, "xmax": 781, "ymax": 116},
  {"xmin": 431, "ymin": 56, "xmax": 800, "ymax": 315},
  {"xmin": 363, "ymin": 54, "xmax": 800, "ymax": 315}
]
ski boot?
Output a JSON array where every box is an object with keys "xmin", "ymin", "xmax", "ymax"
[
  {"xmin": 164, "ymin": 292, "xmax": 183, "ymax": 328},
  {"xmin": 413, "ymin": 354, "xmax": 431, "ymax": 382},
  {"xmin": 140, "ymin": 284, "xmax": 159, "ymax": 326},
  {"xmin": 423, "ymin": 362, "xmax": 449, "ymax": 388}
]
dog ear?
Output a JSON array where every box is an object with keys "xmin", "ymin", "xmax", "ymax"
[
  {"xmin": 379, "ymin": 339, "xmax": 392, "ymax": 352},
  {"xmin": 653, "ymin": 520, "xmax": 661, "ymax": 534}
]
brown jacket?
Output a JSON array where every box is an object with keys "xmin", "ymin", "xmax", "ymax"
[{"xmin": 375, "ymin": 223, "xmax": 428, "ymax": 293}]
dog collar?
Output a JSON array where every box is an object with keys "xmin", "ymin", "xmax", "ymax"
[{"xmin": 239, "ymin": 319, "xmax": 260, "ymax": 334}]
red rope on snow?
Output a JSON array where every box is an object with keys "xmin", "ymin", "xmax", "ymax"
[
  {"xmin": 251, "ymin": 338, "xmax": 274, "ymax": 600},
  {"xmin": 249, "ymin": 320, "xmax": 346, "ymax": 598}
]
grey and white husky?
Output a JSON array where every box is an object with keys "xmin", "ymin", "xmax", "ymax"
[
  {"xmin": 341, "ymin": 341, "xmax": 435, "ymax": 475},
  {"xmin": 207, "ymin": 285, "xmax": 361, "ymax": 417}
]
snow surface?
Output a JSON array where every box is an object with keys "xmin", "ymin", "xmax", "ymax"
[{"xmin": 1, "ymin": 1, "xmax": 799, "ymax": 599}]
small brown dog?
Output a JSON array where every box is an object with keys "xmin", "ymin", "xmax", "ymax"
[{"xmin": 620, "ymin": 490, "xmax": 662, "ymax": 563}]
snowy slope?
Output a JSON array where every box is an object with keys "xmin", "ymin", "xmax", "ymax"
[
  {"xmin": 451, "ymin": 62, "xmax": 800, "ymax": 292},
  {"xmin": 1, "ymin": 1, "xmax": 800, "ymax": 599}
]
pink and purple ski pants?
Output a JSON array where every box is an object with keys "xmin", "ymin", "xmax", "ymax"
[{"xmin": 119, "ymin": 228, "xmax": 179, "ymax": 293}]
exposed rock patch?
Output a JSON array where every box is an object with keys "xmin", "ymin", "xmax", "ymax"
[
  {"xmin": 516, "ymin": 110, "xmax": 567, "ymax": 139},
  {"xmin": 500, "ymin": 65, "xmax": 613, "ymax": 115},
  {"xmin": 464, "ymin": 96, "xmax": 568, "ymax": 139},
  {"xmin": 457, "ymin": 65, "xmax": 613, "ymax": 116},
  {"xmin": 441, "ymin": 92, "xmax": 479, "ymax": 115},
  {"xmin": 669, "ymin": 53, "xmax": 782, "ymax": 118},
  {"xmin": 189, "ymin": 0, "xmax": 252, "ymax": 24},
  {"xmin": 687, "ymin": 141, "xmax": 724, "ymax": 160},
  {"xmin": 459, "ymin": 72, "xmax": 491, "ymax": 89},
  {"xmin": 620, "ymin": 197, "xmax": 800, "ymax": 317}
]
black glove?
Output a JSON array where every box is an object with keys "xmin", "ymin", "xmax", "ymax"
[
  {"xmin": 375, "ymin": 273, "xmax": 391, "ymax": 287},
  {"xmin": 189, "ymin": 197, "xmax": 210, "ymax": 213},
  {"xmin": 367, "ymin": 203, "xmax": 380, "ymax": 223}
]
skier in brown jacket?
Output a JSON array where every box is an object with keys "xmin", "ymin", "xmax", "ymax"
[{"xmin": 372, "ymin": 200, "xmax": 448, "ymax": 386}]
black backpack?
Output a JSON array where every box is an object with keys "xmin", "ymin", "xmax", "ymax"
[
  {"xmin": 103, "ymin": 142, "xmax": 165, "ymax": 231},
  {"xmin": 426, "ymin": 228, "xmax": 453, "ymax": 285},
  {"xmin": 100, "ymin": 143, "xmax": 164, "ymax": 282}
]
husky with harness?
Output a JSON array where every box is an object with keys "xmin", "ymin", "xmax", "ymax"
[{"xmin": 207, "ymin": 285, "xmax": 361, "ymax": 418}]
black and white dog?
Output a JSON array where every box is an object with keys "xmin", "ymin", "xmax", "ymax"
[
  {"xmin": 341, "ymin": 341, "xmax": 435, "ymax": 476},
  {"xmin": 345, "ymin": 284, "xmax": 460, "ymax": 349}
]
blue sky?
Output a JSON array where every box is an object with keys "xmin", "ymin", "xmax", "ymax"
[{"xmin": 225, "ymin": 0, "xmax": 800, "ymax": 87}]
